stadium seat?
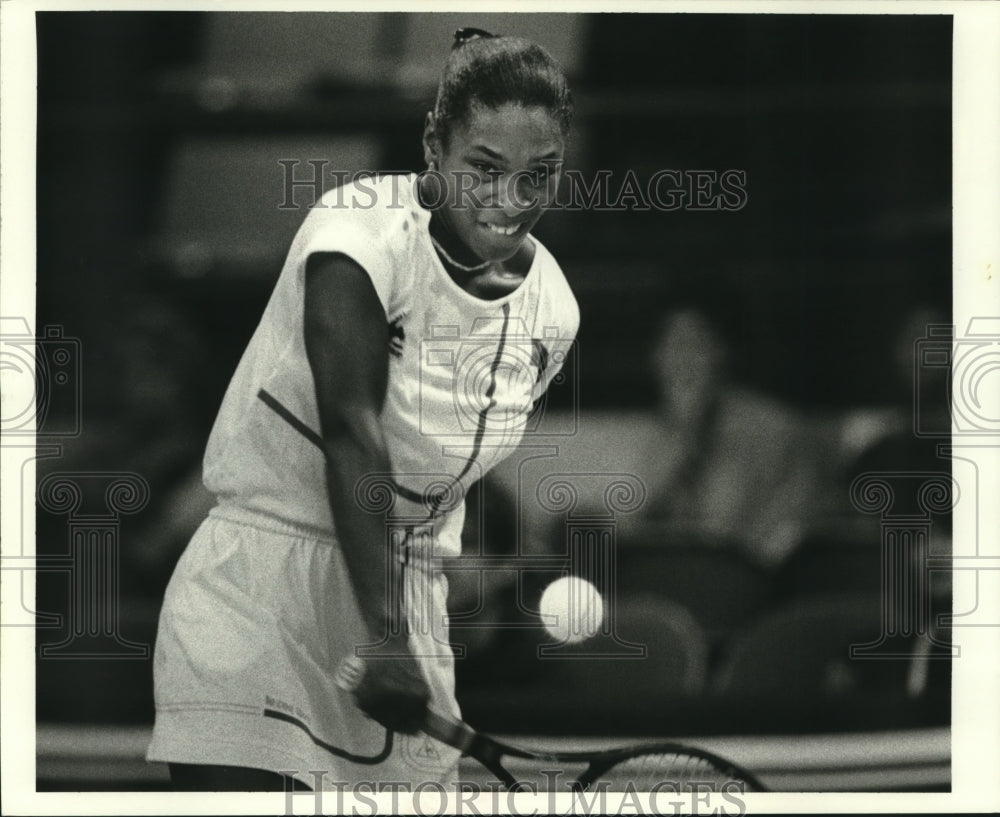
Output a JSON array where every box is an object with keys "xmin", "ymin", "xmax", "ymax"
[
  {"xmin": 611, "ymin": 538, "xmax": 774, "ymax": 644},
  {"xmin": 531, "ymin": 593, "xmax": 710, "ymax": 698},
  {"xmin": 775, "ymin": 525, "xmax": 883, "ymax": 598},
  {"xmin": 711, "ymin": 592, "xmax": 916, "ymax": 703}
]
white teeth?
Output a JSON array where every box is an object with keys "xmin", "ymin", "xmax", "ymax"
[{"xmin": 485, "ymin": 223, "xmax": 518, "ymax": 236}]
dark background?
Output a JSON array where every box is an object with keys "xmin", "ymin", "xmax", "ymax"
[
  {"xmin": 33, "ymin": 11, "xmax": 952, "ymax": 782},
  {"xmin": 36, "ymin": 12, "xmax": 951, "ymax": 417}
]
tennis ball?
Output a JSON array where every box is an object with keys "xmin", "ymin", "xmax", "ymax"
[{"xmin": 539, "ymin": 576, "xmax": 604, "ymax": 644}]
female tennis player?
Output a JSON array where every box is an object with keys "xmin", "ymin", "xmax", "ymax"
[{"xmin": 147, "ymin": 28, "xmax": 578, "ymax": 791}]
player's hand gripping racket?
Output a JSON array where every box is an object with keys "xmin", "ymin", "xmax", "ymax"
[{"xmin": 335, "ymin": 657, "xmax": 766, "ymax": 792}]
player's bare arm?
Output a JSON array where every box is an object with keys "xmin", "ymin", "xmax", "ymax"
[{"xmin": 303, "ymin": 250, "xmax": 430, "ymax": 735}]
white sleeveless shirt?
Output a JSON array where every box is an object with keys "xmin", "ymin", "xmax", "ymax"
[{"xmin": 202, "ymin": 174, "xmax": 579, "ymax": 557}]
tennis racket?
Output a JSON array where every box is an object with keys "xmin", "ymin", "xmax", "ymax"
[{"xmin": 335, "ymin": 657, "xmax": 767, "ymax": 792}]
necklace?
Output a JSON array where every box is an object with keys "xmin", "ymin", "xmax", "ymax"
[{"xmin": 430, "ymin": 234, "xmax": 492, "ymax": 274}]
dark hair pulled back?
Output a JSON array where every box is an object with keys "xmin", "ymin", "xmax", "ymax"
[{"xmin": 432, "ymin": 28, "xmax": 573, "ymax": 145}]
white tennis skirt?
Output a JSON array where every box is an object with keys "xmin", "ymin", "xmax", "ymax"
[{"xmin": 146, "ymin": 504, "xmax": 462, "ymax": 790}]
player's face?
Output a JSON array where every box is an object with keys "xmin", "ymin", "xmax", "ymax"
[{"xmin": 429, "ymin": 103, "xmax": 565, "ymax": 262}]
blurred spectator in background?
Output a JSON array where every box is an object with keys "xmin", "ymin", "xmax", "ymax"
[
  {"xmin": 818, "ymin": 304, "xmax": 952, "ymax": 523},
  {"xmin": 837, "ymin": 305, "xmax": 950, "ymax": 471},
  {"xmin": 620, "ymin": 308, "xmax": 823, "ymax": 569},
  {"xmin": 828, "ymin": 303, "xmax": 953, "ymax": 585}
]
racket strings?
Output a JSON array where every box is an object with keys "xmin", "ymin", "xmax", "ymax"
[{"xmin": 586, "ymin": 751, "xmax": 753, "ymax": 792}]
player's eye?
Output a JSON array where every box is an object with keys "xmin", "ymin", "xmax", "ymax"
[
  {"xmin": 471, "ymin": 160, "xmax": 499, "ymax": 176},
  {"xmin": 525, "ymin": 162, "xmax": 562, "ymax": 187}
]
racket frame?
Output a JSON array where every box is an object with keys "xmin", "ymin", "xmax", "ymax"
[
  {"xmin": 336, "ymin": 658, "xmax": 766, "ymax": 792},
  {"xmin": 423, "ymin": 708, "xmax": 767, "ymax": 792}
]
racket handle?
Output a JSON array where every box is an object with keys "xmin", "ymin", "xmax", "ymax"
[
  {"xmin": 422, "ymin": 708, "xmax": 477, "ymax": 755},
  {"xmin": 333, "ymin": 656, "xmax": 476, "ymax": 754}
]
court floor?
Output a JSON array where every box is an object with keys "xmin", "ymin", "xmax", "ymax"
[{"xmin": 35, "ymin": 723, "xmax": 949, "ymax": 792}]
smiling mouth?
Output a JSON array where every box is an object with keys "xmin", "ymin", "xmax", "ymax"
[{"xmin": 481, "ymin": 222, "xmax": 523, "ymax": 237}]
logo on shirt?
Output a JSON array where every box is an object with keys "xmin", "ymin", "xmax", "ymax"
[{"xmin": 388, "ymin": 316, "xmax": 406, "ymax": 358}]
